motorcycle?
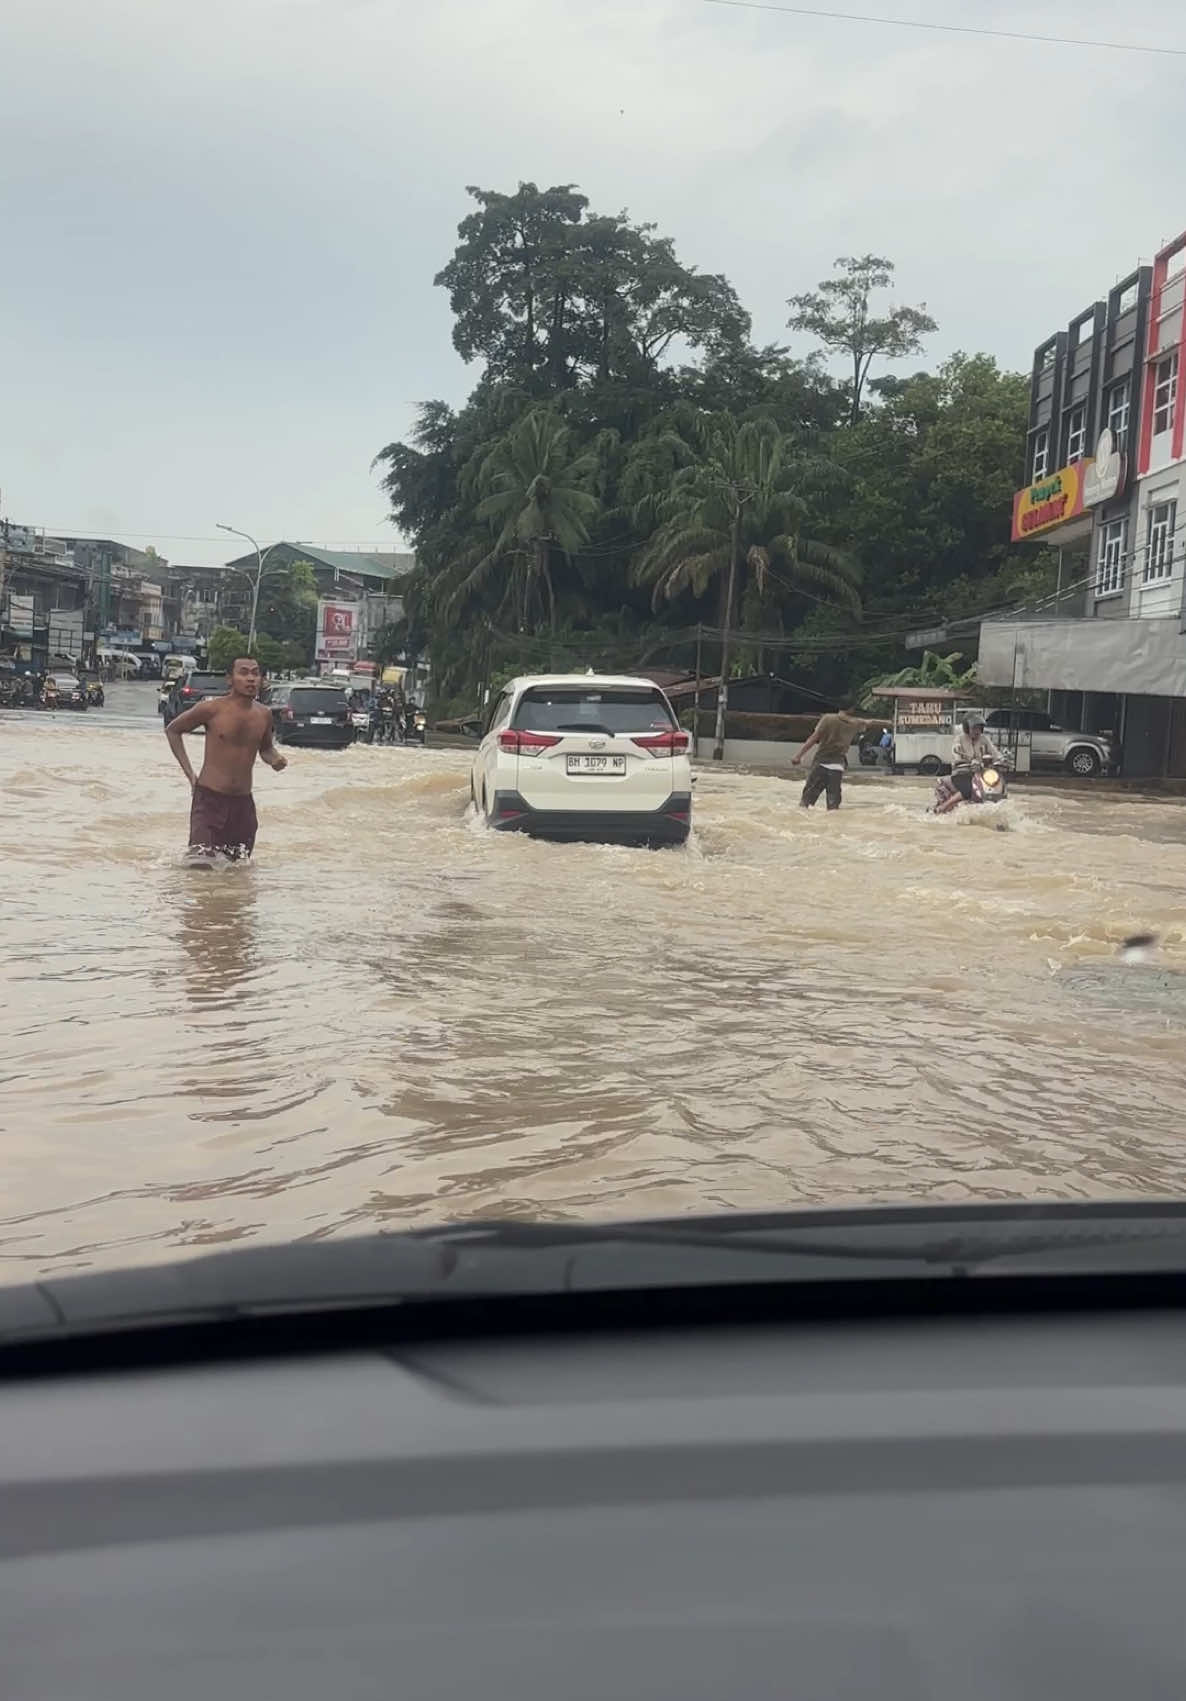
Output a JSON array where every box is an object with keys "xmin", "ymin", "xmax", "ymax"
[
  {"xmin": 931, "ymin": 762, "xmax": 1008, "ymax": 816},
  {"xmin": 402, "ymin": 708, "xmax": 427, "ymax": 745},
  {"xmin": 84, "ymin": 679, "xmax": 105, "ymax": 707}
]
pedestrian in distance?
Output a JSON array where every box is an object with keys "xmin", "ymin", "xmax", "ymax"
[
  {"xmin": 164, "ymin": 655, "xmax": 286, "ymax": 862},
  {"xmin": 793, "ymin": 703, "xmax": 879, "ymax": 811}
]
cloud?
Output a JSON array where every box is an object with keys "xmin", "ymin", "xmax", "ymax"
[{"xmin": 1, "ymin": 0, "xmax": 1183, "ymax": 560}]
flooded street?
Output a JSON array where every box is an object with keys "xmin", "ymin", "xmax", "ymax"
[{"xmin": 3, "ymin": 681, "xmax": 1185, "ymax": 1277}]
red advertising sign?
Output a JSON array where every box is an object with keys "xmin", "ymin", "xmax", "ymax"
[{"xmin": 314, "ymin": 599, "xmax": 359, "ymax": 662}]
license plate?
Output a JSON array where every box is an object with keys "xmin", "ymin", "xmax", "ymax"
[
  {"xmin": 566, "ymin": 754, "xmax": 626, "ymax": 775},
  {"xmin": 310, "ymin": 716, "xmax": 332, "ymax": 725}
]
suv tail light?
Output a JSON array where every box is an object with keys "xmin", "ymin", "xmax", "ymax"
[
  {"xmin": 631, "ymin": 729, "xmax": 690, "ymax": 756},
  {"xmin": 283, "ymin": 707, "xmax": 295, "ymax": 722},
  {"xmin": 181, "ymin": 687, "xmax": 195, "ymax": 698},
  {"xmin": 499, "ymin": 729, "xmax": 561, "ymax": 755}
]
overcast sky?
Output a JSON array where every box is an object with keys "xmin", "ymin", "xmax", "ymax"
[{"xmin": 2, "ymin": 0, "xmax": 1184, "ymax": 566}]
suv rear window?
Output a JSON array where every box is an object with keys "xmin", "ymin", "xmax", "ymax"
[
  {"xmin": 514, "ymin": 687, "xmax": 675, "ymax": 733},
  {"xmin": 290, "ymin": 688, "xmax": 348, "ymax": 712},
  {"xmin": 185, "ymin": 674, "xmax": 227, "ymax": 691}
]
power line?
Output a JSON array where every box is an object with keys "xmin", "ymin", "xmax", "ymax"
[
  {"xmin": 701, "ymin": 0, "xmax": 1186, "ymax": 57},
  {"xmin": 35, "ymin": 529, "xmax": 400, "ymax": 548}
]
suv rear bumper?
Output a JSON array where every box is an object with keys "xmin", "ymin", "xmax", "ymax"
[{"xmin": 490, "ymin": 790, "xmax": 691, "ymax": 844}]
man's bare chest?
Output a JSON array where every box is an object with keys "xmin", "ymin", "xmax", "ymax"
[{"xmin": 210, "ymin": 707, "xmax": 265, "ymax": 749}]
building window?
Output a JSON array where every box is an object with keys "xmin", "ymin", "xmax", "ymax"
[
  {"xmin": 1031, "ymin": 429, "xmax": 1049, "ymax": 482},
  {"xmin": 1116, "ymin": 281, "xmax": 1139, "ymax": 316},
  {"xmin": 1153, "ymin": 352, "xmax": 1178, "ymax": 436},
  {"xmin": 1096, "ymin": 518, "xmax": 1126, "ymax": 597},
  {"xmin": 1144, "ymin": 500, "xmax": 1177, "ymax": 583},
  {"xmin": 1066, "ymin": 405, "xmax": 1087, "ymax": 464},
  {"xmin": 1106, "ymin": 384, "xmax": 1130, "ymax": 451}
]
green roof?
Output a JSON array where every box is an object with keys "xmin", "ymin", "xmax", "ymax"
[{"xmin": 223, "ymin": 543, "xmax": 414, "ymax": 584}]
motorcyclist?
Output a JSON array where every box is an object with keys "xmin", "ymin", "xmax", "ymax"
[
  {"xmin": 368, "ymin": 691, "xmax": 385, "ymax": 744},
  {"xmin": 950, "ymin": 713, "xmax": 1006, "ymax": 801}
]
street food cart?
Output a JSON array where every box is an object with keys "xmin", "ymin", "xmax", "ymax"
[{"xmin": 875, "ymin": 687, "xmax": 966, "ymax": 774}]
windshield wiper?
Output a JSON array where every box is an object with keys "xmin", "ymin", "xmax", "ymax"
[
  {"xmin": 420, "ymin": 1208, "xmax": 1186, "ymax": 1276},
  {"xmin": 7, "ymin": 1206, "xmax": 1186, "ymax": 1356}
]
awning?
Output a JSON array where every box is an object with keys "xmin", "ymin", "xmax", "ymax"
[{"xmin": 978, "ymin": 617, "xmax": 1186, "ymax": 698}]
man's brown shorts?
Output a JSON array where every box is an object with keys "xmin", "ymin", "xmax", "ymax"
[{"xmin": 189, "ymin": 784, "xmax": 258, "ymax": 859}]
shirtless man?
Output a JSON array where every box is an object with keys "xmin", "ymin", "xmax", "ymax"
[{"xmin": 165, "ymin": 656, "xmax": 287, "ymax": 860}]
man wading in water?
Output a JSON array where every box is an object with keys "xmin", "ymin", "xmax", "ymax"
[
  {"xmin": 165, "ymin": 656, "xmax": 286, "ymax": 860},
  {"xmin": 792, "ymin": 703, "xmax": 877, "ymax": 811}
]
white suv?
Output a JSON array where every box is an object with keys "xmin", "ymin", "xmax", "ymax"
[{"xmin": 470, "ymin": 674, "xmax": 692, "ymax": 846}]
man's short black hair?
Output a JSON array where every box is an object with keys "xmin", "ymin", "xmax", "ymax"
[{"xmin": 227, "ymin": 655, "xmax": 260, "ymax": 673}]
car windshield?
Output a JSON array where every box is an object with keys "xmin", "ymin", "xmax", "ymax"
[
  {"xmin": 2, "ymin": 1, "xmax": 1184, "ymax": 1325},
  {"xmin": 515, "ymin": 688, "xmax": 675, "ymax": 733}
]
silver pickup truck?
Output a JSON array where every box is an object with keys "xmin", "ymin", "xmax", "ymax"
[{"xmin": 981, "ymin": 707, "xmax": 1118, "ymax": 777}]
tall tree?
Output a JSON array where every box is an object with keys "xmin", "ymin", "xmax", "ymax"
[
  {"xmin": 255, "ymin": 559, "xmax": 318, "ymax": 652},
  {"xmin": 829, "ymin": 353, "xmax": 1045, "ymax": 609},
  {"xmin": 435, "ymin": 183, "xmax": 748, "ymax": 399},
  {"xmin": 448, "ymin": 407, "xmax": 604, "ymax": 644},
  {"xmin": 631, "ymin": 413, "xmax": 861, "ymax": 756},
  {"xmin": 788, "ymin": 255, "xmax": 937, "ymax": 425},
  {"xmin": 435, "ymin": 183, "xmax": 590, "ymax": 391}
]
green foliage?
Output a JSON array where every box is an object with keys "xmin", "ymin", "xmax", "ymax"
[
  {"xmin": 208, "ymin": 625, "xmax": 305, "ymax": 675},
  {"xmin": 207, "ymin": 626, "xmax": 250, "ymax": 673},
  {"xmin": 253, "ymin": 635, "xmax": 308, "ymax": 674},
  {"xmin": 788, "ymin": 255, "xmax": 937, "ymax": 425},
  {"xmin": 254, "ymin": 559, "xmax": 317, "ymax": 654},
  {"xmin": 861, "ymin": 650, "xmax": 978, "ymax": 707},
  {"xmin": 376, "ymin": 183, "xmax": 1037, "ymax": 713},
  {"xmin": 631, "ymin": 412, "xmax": 861, "ymax": 622},
  {"xmin": 434, "ymin": 182, "xmax": 748, "ymax": 394}
]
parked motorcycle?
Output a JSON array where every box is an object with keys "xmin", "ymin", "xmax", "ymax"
[{"xmin": 931, "ymin": 763, "xmax": 1008, "ymax": 816}]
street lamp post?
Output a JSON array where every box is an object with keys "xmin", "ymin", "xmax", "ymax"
[{"xmin": 216, "ymin": 523, "xmax": 278, "ymax": 653}]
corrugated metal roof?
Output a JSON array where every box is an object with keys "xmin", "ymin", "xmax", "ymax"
[{"xmin": 223, "ymin": 544, "xmax": 415, "ymax": 584}]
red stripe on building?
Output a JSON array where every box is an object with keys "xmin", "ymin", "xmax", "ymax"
[
  {"xmin": 1137, "ymin": 254, "xmax": 1164, "ymax": 479},
  {"xmin": 1173, "ymin": 240, "xmax": 1186, "ymax": 464}
]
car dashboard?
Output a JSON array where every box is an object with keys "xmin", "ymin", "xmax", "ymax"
[{"xmin": 4, "ymin": 1303, "xmax": 1186, "ymax": 1699}]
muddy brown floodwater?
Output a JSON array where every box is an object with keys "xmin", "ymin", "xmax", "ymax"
[{"xmin": 3, "ymin": 682, "xmax": 1186, "ymax": 1277}]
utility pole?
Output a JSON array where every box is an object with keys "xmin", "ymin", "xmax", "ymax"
[
  {"xmin": 692, "ymin": 624, "xmax": 703, "ymax": 758},
  {"xmin": 711, "ymin": 508, "xmax": 743, "ymax": 762},
  {"xmin": 216, "ymin": 524, "xmax": 279, "ymax": 653},
  {"xmin": 0, "ymin": 494, "xmax": 8, "ymax": 637}
]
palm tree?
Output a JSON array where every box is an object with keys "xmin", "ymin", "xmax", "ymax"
[
  {"xmin": 631, "ymin": 413, "xmax": 861, "ymax": 758},
  {"xmin": 448, "ymin": 407, "xmax": 604, "ymax": 649}
]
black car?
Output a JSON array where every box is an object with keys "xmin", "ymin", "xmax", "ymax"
[
  {"xmin": 162, "ymin": 671, "xmax": 230, "ymax": 724},
  {"xmin": 269, "ymin": 683, "xmax": 353, "ymax": 748}
]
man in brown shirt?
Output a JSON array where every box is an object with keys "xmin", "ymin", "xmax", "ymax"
[
  {"xmin": 165, "ymin": 656, "xmax": 287, "ymax": 860},
  {"xmin": 792, "ymin": 704, "xmax": 876, "ymax": 811}
]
